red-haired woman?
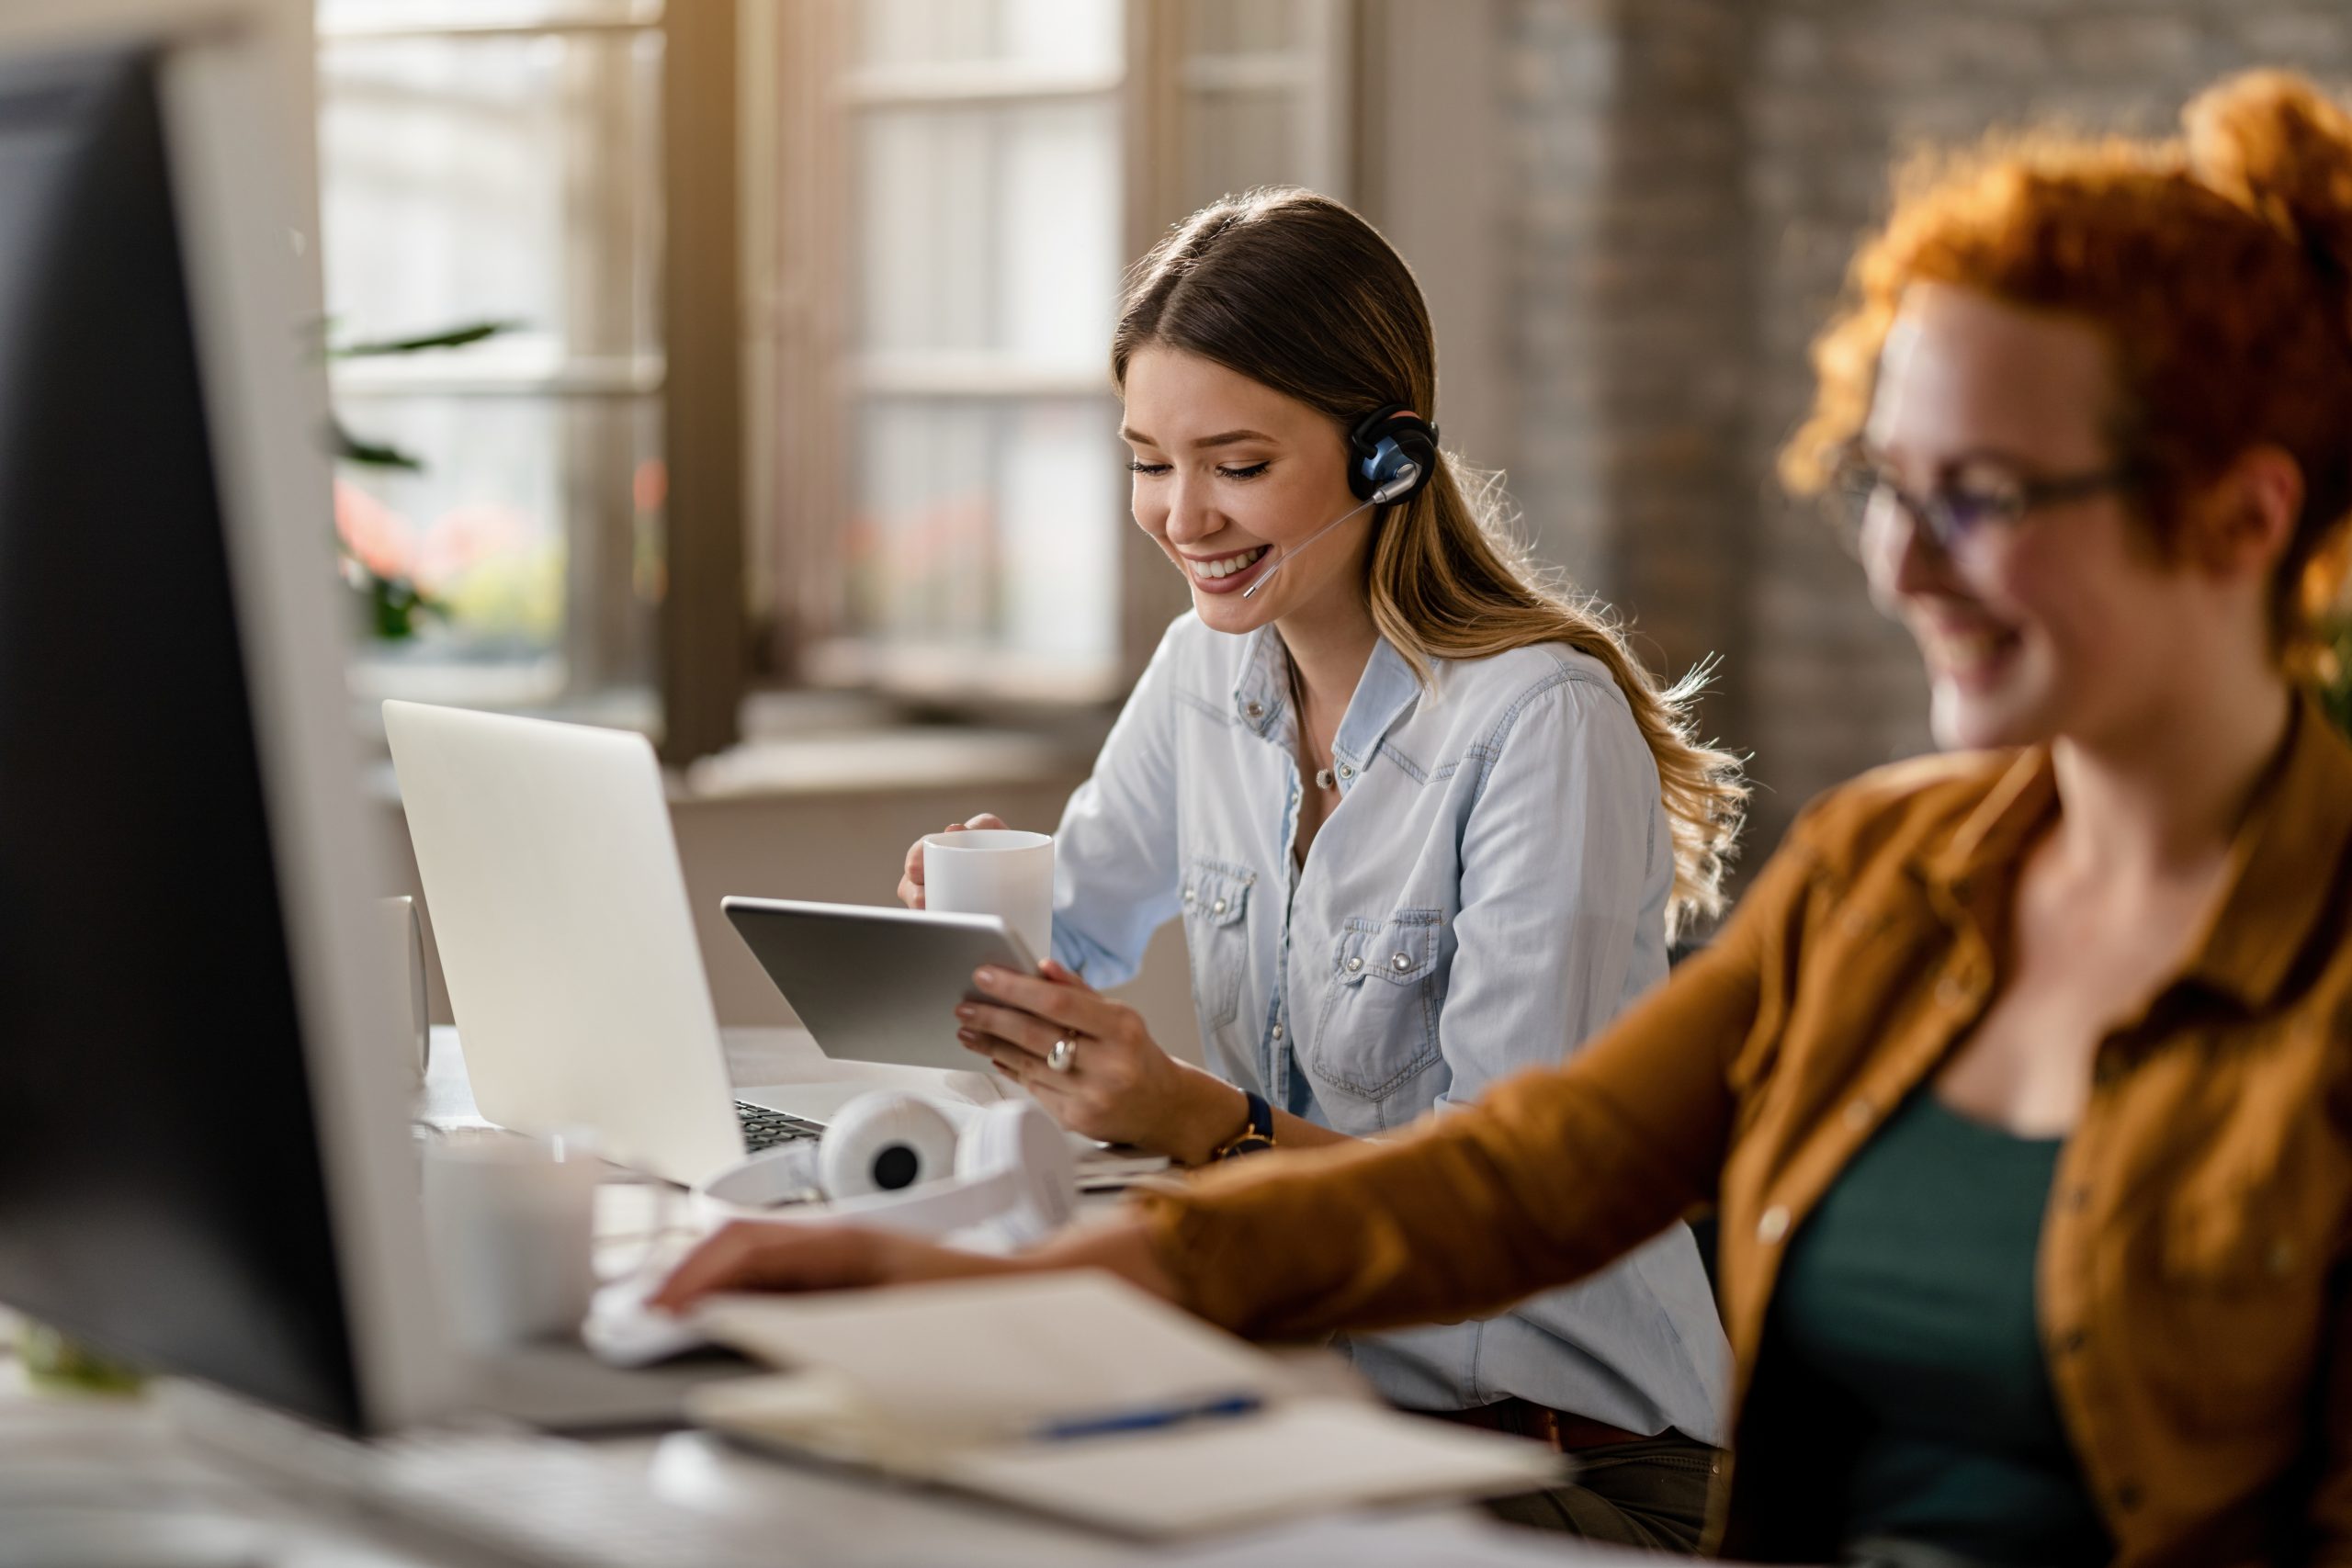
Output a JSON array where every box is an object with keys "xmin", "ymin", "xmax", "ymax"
[{"xmin": 660, "ymin": 73, "xmax": 2352, "ymax": 1565}]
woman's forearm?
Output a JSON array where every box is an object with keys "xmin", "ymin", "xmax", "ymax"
[
  {"xmin": 1163, "ymin": 1066, "xmax": 1351, "ymax": 1164},
  {"xmin": 1016, "ymin": 1213, "xmax": 1183, "ymax": 1304}
]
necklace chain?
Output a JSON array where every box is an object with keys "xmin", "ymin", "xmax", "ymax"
[{"xmin": 1285, "ymin": 660, "xmax": 1337, "ymax": 793}]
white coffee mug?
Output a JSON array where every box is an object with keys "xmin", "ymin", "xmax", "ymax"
[
  {"xmin": 422, "ymin": 1131, "xmax": 602, "ymax": 1351},
  {"xmin": 922, "ymin": 829, "xmax": 1054, "ymax": 964}
]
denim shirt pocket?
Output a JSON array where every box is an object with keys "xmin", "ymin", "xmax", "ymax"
[
  {"xmin": 1180, "ymin": 857, "xmax": 1254, "ymax": 1031},
  {"xmin": 1307, "ymin": 908, "xmax": 1444, "ymax": 1104}
]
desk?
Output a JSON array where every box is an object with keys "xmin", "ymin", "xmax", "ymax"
[
  {"xmin": 0, "ymin": 1030, "xmax": 1564, "ymax": 1567},
  {"xmin": 0, "ymin": 1348, "xmax": 1567, "ymax": 1567}
]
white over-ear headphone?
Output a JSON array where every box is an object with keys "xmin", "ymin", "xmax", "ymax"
[{"xmin": 694, "ymin": 1092, "xmax": 1077, "ymax": 1251}]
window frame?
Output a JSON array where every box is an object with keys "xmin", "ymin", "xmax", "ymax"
[
  {"xmin": 753, "ymin": 0, "xmax": 1362, "ymax": 706},
  {"xmin": 314, "ymin": 2, "xmax": 746, "ymax": 761}
]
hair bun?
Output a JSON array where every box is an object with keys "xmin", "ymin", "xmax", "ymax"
[{"xmin": 2186, "ymin": 70, "xmax": 2352, "ymax": 288}]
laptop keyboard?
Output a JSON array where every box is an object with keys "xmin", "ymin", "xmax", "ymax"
[{"xmin": 734, "ymin": 1100, "xmax": 822, "ymax": 1151}]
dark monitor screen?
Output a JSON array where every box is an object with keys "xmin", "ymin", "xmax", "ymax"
[{"xmin": 0, "ymin": 44, "xmax": 364, "ymax": 1433}]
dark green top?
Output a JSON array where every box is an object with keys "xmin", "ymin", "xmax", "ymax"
[{"xmin": 1767, "ymin": 1089, "xmax": 2111, "ymax": 1565}]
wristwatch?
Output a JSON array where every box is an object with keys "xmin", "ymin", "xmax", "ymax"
[{"xmin": 1209, "ymin": 1089, "xmax": 1277, "ymax": 1161}]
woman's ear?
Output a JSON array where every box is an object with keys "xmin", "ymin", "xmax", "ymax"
[{"xmin": 2187, "ymin": 444, "xmax": 2301, "ymax": 584}]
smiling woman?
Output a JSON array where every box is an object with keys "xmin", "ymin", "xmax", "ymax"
[{"xmin": 874, "ymin": 188, "xmax": 1751, "ymax": 1548}]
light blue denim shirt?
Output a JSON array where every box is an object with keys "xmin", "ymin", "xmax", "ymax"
[{"xmin": 1048, "ymin": 613, "xmax": 1730, "ymax": 1442}]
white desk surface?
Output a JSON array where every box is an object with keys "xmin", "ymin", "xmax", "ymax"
[{"xmin": 0, "ymin": 1029, "xmax": 1557, "ymax": 1567}]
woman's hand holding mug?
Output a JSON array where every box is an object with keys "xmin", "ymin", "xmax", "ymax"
[{"xmin": 898, "ymin": 813, "xmax": 1007, "ymax": 908}]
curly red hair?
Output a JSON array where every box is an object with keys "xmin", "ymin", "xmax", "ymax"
[{"xmin": 1783, "ymin": 70, "xmax": 2352, "ymax": 671}]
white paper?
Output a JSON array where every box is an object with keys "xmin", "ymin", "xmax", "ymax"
[
  {"xmin": 694, "ymin": 1270, "xmax": 1275, "ymax": 1438},
  {"xmin": 935, "ymin": 1401, "xmax": 1566, "ymax": 1539}
]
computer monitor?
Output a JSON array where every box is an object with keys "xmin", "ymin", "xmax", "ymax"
[{"xmin": 0, "ymin": 7, "xmax": 449, "ymax": 1435}]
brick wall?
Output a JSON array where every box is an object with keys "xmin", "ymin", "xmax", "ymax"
[{"xmin": 1500, "ymin": 0, "xmax": 2352, "ymax": 866}]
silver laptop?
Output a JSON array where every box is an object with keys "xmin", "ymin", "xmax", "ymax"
[{"xmin": 382, "ymin": 700, "xmax": 989, "ymax": 1187}]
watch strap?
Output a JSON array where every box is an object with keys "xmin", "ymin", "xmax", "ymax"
[{"xmin": 1212, "ymin": 1089, "xmax": 1277, "ymax": 1160}]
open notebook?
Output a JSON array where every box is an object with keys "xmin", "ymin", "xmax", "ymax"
[{"xmin": 685, "ymin": 1271, "xmax": 1566, "ymax": 1540}]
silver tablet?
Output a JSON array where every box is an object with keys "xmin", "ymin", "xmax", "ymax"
[{"xmin": 721, "ymin": 897, "xmax": 1041, "ymax": 1074}]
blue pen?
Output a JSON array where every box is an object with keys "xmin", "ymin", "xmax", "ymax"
[{"xmin": 1032, "ymin": 1393, "xmax": 1264, "ymax": 1443}]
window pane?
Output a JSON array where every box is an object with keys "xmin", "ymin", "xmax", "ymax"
[
  {"xmin": 846, "ymin": 399, "xmax": 1119, "ymax": 673},
  {"xmin": 854, "ymin": 0, "xmax": 1121, "ymax": 71},
  {"xmin": 333, "ymin": 395, "xmax": 658, "ymax": 688},
  {"xmin": 1185, "ymin": 0, "xmax": 1304, "ymax": 54},
  {"xmin": 317, "ymin": 31, "xmax": 660, "ymax": 363},
  {"xmin": 856, "ymin": 100, "xmax": 1121, "ymax": 366},
  {"xmin": 319, "ymin": 0, "xmax": 662, "ymax": 32},
  {"xmin": 1184, "ymin": 88, "xmax": 1308, "ymax": 211}
]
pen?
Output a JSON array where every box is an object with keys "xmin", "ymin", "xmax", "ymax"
[{"xmin": 1032, "ymin": 1393, "xmax": 1264, "ymax": 1443}]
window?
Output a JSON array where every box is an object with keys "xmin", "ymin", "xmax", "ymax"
[
  {"xmin": 317, "ymin": 1, "xmax": 1362, "ymax": 754},
  {"xmin": 755, "ymin": 0, "xmax": 1359, "ymax": 705},
  {"xmin": 316, "ymin": 1, "xmax": 668, "ymax": 715}
]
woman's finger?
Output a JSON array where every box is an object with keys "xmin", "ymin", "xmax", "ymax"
[
  {"xmin": 956, "ymin": 1002, "xmax": 1060, "ymax": 1058},
  {"xmin": 1037, "ymin": 958, "xmax": 1096, "ymax": 993},
  {"xmin": 963, "ymin": 1032, "xmax": 1051, "ymax": 1089},
  {"xmin": 649, "ymin": 1222, "xmax": 877, "ymax": 1313},
  {"xmin": 972, "ymin": 966, "xmax": 1122, "ymax": 1036}
]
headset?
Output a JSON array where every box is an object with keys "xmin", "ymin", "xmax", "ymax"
[
  {"xmin": 1346, "ymin": 403, "xmax": 1440, "ymax": 505},
  {"xmin": 693, "ymin": 1092, "xmax": 1079, "ymax": 1253},
  {"xmin": 1241, "ymin": 403, "xmax": 1440, "ymax": 598}
]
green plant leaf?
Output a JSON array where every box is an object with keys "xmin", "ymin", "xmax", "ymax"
[
  {"xmin": 330, "ymin": 318, "xmax": 525, "ymax": 358},
  {"xmin": 329, "ymin": 417, "xmax": 424, "ymax": 471}
]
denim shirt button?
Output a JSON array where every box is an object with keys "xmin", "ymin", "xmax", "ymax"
[
  {"xmin": 1271, "ymin": 1023, "xmax": 1284, "ymax": 1042},
  {"xmin": 1337, "ymin": 761, "xmax": 1354, "ymax": 781},
  {"xmin": 1390, "ymin": 952, "xmax": 1411, "ymax": 972},
  {"xmin": 1212, "ymin": 898, "xmax": 1227, "ymax": 915},
  {"xmin": 1345, "ymin": 955, "xmax": 1364, "ymax": 974},
  {"xmin": 1244, "ymin": 700, "xmax": 1264, "ymax": 719},
  {"xmin": 1182, "ymin": 887, "xmax": 1195, "ymax": 905}
]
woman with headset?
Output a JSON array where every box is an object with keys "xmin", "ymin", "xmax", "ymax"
[
  {"xmin": 896, "ymin": 188, "xmax": 1747, "ymax": 1547},
  {"xmin": 667, "ymin": 72, "xmax": 2352, "ymax": 1564}
]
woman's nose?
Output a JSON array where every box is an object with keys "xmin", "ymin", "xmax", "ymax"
[
  {"xmin": 1867, "ymin": 502, "xmax": 1957, "ymax": 604},
  {"xmin": 1163, "ymin": 474, "xmax": 1219, "ymax": 545}
]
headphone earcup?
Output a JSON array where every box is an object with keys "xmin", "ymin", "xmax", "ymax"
[
  {"xmin": 1346, "ymin": 404, "xmax": 1441, "ymax": 503},
  {"xmin": 817, "ymin": 1091, "xmax": 961, "ymax": 1200},
  {"xmin": 954, "ymin": 1100, "xmax": 1078, "ymax": 1243}
]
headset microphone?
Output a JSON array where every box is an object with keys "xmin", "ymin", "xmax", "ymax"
[{"xmin": 1240, "ymin": 491, "xmax": 1388, "ymax": 599}]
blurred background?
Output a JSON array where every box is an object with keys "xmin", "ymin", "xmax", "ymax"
[{"xmin": 322, "ymin": 0, "xmax": 2352, "ymax": 1043}]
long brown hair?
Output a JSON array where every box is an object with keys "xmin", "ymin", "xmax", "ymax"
[
  {"xmin": 1784, "ymin": 71, "xmax": 2352, "ymax": 674},
  {"xmin": 1114, "ymin": 188, "xmax": 1745, "ymax": 935}
]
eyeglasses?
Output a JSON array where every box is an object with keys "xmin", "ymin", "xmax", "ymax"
[{"xmin": 1832, "ymin": 445, "xmax": 2139, "ymax": 557}]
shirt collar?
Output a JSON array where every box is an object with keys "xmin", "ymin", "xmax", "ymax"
[
  {"xmin": 1229, "ymin": 629, "xmax": 1426, "ymax": 783},
  {"xmin": 1919, "ymin": 745, "xmax": 2058, "ymax": 925},
  {"xmin": 2179, "ymin": 694, "xmax": 2352, "ymax": 1009},
  {"xmin": 1917, "ymin": 694, "xmax": 2352, "ymax": 1011}
]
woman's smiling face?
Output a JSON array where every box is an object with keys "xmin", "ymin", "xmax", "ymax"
[
  {"xmin": 1860, "ymin": 283, "xmax": 2208, "ymax": 753},
  {"xmin": 1121, "ymin": 345, "xmax": 1370, "ymax": 636}
]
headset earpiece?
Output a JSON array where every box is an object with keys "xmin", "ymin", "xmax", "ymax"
[
  {"xmin": 816, "ymin": 1092, "xmax": 960, "ymax": 1199},
  {"xmin": 955, "ymin": 1099, "xmax": 1077, "ymax": 1242},
  {"xmin": 1346, "ymin": 403, "xmax": 1440, "ymax": 506}
]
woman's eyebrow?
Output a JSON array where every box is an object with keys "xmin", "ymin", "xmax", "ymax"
[{"xmin": 1117, "ymin": 427, "xmax": 1272, "ymax": 449}]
